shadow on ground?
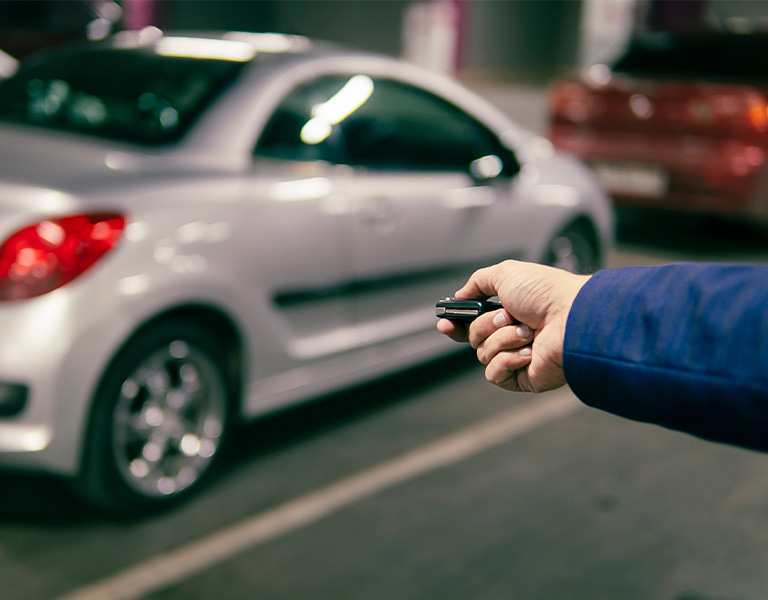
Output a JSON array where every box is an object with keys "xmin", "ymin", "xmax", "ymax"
[{"xmin": 225, "ymin": 349, "xmax": 478, "ymax": 467}]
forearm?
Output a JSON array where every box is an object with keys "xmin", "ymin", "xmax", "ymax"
[{"xmin": 563, "ymin": 264, "xmax": 768, "ymax": 451}]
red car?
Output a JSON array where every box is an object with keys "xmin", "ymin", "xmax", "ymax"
[{"xmin": 547, "ymin": 32, "xmax": 768, "ymax": 221}]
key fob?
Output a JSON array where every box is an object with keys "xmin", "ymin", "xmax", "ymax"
[{"xmin": 435, "ymin": 297, "xmax": 503, "ymax": 322}]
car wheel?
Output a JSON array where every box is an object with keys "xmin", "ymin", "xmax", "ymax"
[
  {"xmin": 75, "ymin": 319, "xmax": 232, "ymax": 516},
  {"xmin": 543, "ymin": 222, "xmax": 599, "ymax": 274}
]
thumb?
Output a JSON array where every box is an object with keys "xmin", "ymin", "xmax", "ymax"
[{"xmin": 455, "ymin": 264, "xmax": 502, "ymax": 300}]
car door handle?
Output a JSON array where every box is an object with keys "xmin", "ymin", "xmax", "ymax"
[
  {"xmin": 440, "ymin": 186, "xmax": 496, "ymax": 209},
  {"xmin": 360, "ymin": 197, "xmax": 397, "ymax": 232}
]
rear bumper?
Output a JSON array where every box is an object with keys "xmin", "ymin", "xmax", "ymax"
[
  {"xmin": 0, "ymin": 287, "xmax": 128, "ymax": 476},
  {"xmin": 551, "ymin": 125, "xmax": 768, "ymax": 219}
]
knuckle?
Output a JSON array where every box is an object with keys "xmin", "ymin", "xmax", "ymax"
[
  {"xmin": 476, "ymin": 346, "xmax": 491, "ymax": 366},
  {"xmin": 496, "ymin": 351, "xmax": 520, "ymax": 371}
]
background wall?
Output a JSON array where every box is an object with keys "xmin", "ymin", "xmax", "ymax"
[
  {"xmin": 2, "ymin": 0, "xmax": 766, "ymax": 82},
  {"xmin": 161, "ymin": 0, "xmax": 413, "ymax": 59},
  {"xmin": 159, "ymin": 0, "xmax": 584, "ymax": 81},
  {"xmin": 462, "ymin": 0, "xmax": 582, "ymax": 80},
  {"xmin": 0, "ymin": 0, "xmax": 643, "ymax": 81}
]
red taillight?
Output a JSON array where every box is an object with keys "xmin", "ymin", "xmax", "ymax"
[
  {"xmin": 746, "ymin": 94, "xmax": 768, "ymax": 130},
  {"xmin": 690, "ymin": 91, "xmax": 768, "ymax": 133},
  {"xmin": 0, "ymin": 213, "xmax": 126, "ymax": 301}
]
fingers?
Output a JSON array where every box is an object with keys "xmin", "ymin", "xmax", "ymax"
[
  {"xmin": 437, "ymin": 306, "xmax": 530, "ymax": 352},
  {"xmin": 485, "ymin": 354, "xmax": 533, "ymax": 392},
  {"xmin": 469, "ymin": 310, "xmax": 531, "ymax": 354},
  {"xmin": 437, "ymin": 304, "xmax": 539, "ymax": 394},
  {"xmin": 470, "ymin": 308, "xmax": 534, "ymax": 392},
  {"xmin": 476, "ymin": 322, "xmax": 532, "ymax": 366},
  {"xmin": 436, "ymin": 317, "xmax": 469, "ymax": 343}
]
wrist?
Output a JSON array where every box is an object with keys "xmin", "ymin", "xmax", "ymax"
[
  {"xmin": 552, "ymin": 273, "xmax": 591, "ymax": 355},
  {"xmin": 563, "ymin": 274, "xmax": 591, "ymax": 316}
]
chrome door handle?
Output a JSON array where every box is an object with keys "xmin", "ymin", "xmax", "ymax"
[
  {"xmin": 440, "ymin": 186, "xmax": 496, "ymax": 209},
  {"xmin": 360, "ymin": 197, "xmax": 396, "ymax": 232}
]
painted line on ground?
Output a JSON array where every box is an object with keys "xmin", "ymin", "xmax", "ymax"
[{"xmin": 56, "ymin": 389, "xmax": 582, "ymax": 600}]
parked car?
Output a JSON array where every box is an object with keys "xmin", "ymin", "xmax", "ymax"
[
  {"xmin": 0, "ymin": 30, "xmax": 613, "ymax": 515},
  {"xmin": 548, "ymin": 31, "xmax": 768, "ymax": 221}
]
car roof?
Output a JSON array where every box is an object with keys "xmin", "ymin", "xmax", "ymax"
[{"xmin": 104, "ymin": 29, "xmax": 355, "ymax": 63}]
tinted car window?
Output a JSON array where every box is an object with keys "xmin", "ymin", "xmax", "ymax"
[
  {"xmin": 0, "ymin": 47, "xmax": 245, "ymax": 144},
  {"xmin": 337, "ymin": 78, "xmax": 479, "ymax": 170},
  {"xmin": 256, "ymin": 74, "xmax": 519, "ymax": 174},
  {"xmin": 255, "ymin": 77, "xmax": 344, "ymax": 162},
  {"xmin": 612, "ymin": 33, "xmax": 768, "ymax": 81}
]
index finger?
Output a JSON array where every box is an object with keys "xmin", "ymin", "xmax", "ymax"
[{"xmin": 468, "ymin": 308, "xmax": 512, "ymax": 349}]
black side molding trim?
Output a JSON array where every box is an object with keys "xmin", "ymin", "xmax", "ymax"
[{"xmin": 273, "ymin": 252, "xmax": 523, "ymax": 308}]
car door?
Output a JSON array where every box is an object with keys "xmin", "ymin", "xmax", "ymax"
[
  {"xmin": 329, "ymin": 76, "xmax": 524, "ymax": 344},
  {"xmin": 247, "ymin": 79, "xmax": 355, "ymax": 368}
]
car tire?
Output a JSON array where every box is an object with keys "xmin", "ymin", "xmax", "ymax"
[
  {"xmin": 543, "ymin": 221, "xmax": 599, "ymax": 274},
  {"xmin": 74, "ymin": 318, "xmax": 232, "ymax": 517}
]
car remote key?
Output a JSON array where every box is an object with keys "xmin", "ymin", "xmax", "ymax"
[{"xmin": 435, "ymin": 297, "xmax": 503, "ymax": 322}]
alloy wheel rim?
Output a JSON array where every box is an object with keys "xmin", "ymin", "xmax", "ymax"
[{"xmin": 112, "ymin": 340, "xmax": 226, "ymax": 498}]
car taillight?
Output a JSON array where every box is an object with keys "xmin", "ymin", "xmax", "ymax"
[
  {"xmin": 689, "ymin": 91, "xmax": 768, "ymax": 133},
  {"xmin": 0, "ymin": 213, "xmax": 126, "ymax": 301},
  {"xmin": 745, "ymin": 94, "xmax": 768, "ymax": 131}
]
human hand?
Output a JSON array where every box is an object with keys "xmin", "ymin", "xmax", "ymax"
[{"xmin": 437, "ymin": 260, "xmax": 590, "ymax": 393}]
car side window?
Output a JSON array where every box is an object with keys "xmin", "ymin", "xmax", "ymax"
[
  {"xmin": 336, "ymin": 78, "xmax": 457, "ymax": 170},
  {"xmin": 255, "ymin": 74, "xmax": 519, "ymax": 177},
  {"xmin": 336, "ymin": 78, "xmax": 519, "ymax": 176},
  {"xmin": 254, "ymin": 78, "xmax": 347, "ymax": 162}
]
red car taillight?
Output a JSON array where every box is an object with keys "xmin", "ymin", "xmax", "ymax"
[
  {"xmin": 0, "ymin": 213, "xmax": 126, "ymax": 301},
  {"xmin": 687, "ymin": 91, "xmax": 768, "ymax": 133},
  {"xmin": 745, "ymin": 94, "xmax": 768, "ymax": 131}
]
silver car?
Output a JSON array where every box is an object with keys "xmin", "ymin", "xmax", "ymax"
[{"xmin": 0, "ymin": 30, "xmax": 613, "ymax": 515}]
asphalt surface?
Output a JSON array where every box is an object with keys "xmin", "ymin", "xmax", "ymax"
[{"xmin": 2, "ymin": 82, "xmax": 768, "ymax": 600}]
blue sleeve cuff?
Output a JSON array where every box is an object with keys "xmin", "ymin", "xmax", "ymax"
[{"xmin": 562, "ymin": 264, "xmax": 768, "ymax": 451}]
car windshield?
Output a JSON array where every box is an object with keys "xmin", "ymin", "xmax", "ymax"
[
  {"xmin": 0, "ymin": 46, "xmax": 246, "ymax": 145},
  {"xmin": 612, "ymin": 33, "xmax": 768, "ymax": 82}
]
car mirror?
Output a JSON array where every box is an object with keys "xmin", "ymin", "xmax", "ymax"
[
  {"xmin": 470, "ymin": 154, "xmax": 503, "ymax": 181},
  {"xmin": 471, "ymin": 152, "xmax": 521, "ymax": 180}
]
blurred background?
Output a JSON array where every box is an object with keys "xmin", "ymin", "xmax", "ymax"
[
  {"xmin": 2, "ymin": 2, "xmax": 768, "ymax": 600},
  {"xmin": 3, "ymin": 0, "xmax": 768, "ymax": 75},
  {"xmin": 7, "ymin": 0, "xmax": 768, "ymax": 236}
]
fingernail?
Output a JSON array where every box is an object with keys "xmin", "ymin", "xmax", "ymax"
[
  {"xmin": 516, "ymin": 325, "xmax": 531, "ymax": 339},
  {"xmin": 519, "ymin": 346, "xmax": 532, "ymax": 357},
  {"xmin": 493, "ymin": 311, "xmax": 509, "ymax": 328}
]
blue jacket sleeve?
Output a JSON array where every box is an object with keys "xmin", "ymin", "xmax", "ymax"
[{"xmin": 563, "ymin": 263, "xmax": 768, "ymax": 451}]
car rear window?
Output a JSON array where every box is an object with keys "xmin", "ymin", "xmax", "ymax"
[
  {"xmin": 612, "ymin": 33, "xmax": 768, "ymax": 82},
  {"xmin": 0, "ymin": 46, "xmax": 246, "ymax": 145}
]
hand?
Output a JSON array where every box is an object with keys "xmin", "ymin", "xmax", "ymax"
[{"xmin": 437, "ymin": 260, "xmax": 590, "ymax": 393}]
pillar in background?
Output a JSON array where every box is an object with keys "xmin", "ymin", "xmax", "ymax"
[
  {"xmin": 402, "ymin": 0, "xmax": 464, "ymax": 74},
  {"xmin": 122, "ymin": 0, "xmax": 160, "ymax": 30}
]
